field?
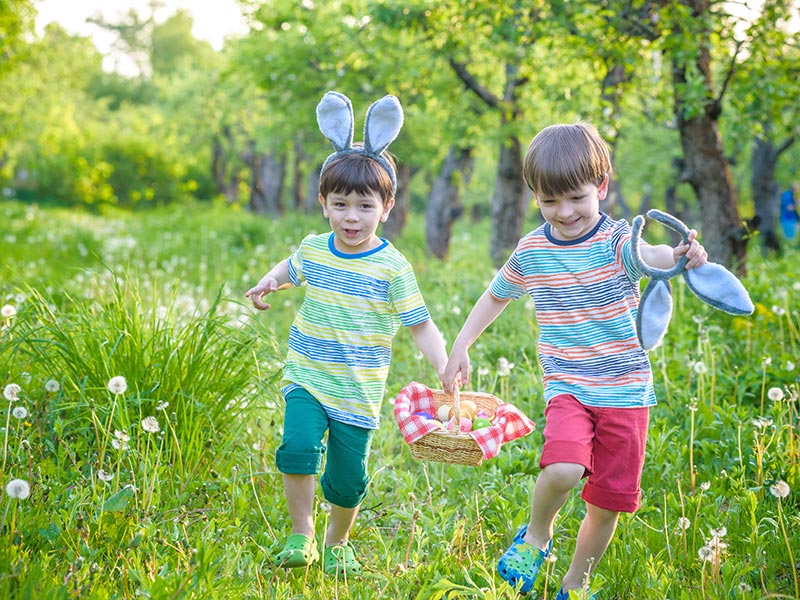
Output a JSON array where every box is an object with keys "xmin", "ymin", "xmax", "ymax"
[{"xmin": 0, "ymin": 199, "xmax": 798, "ymax": 599}]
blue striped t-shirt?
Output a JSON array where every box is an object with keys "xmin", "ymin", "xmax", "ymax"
[{"xmin": 490, "ymin": 214, "xmax": 655, "ymax": 408}]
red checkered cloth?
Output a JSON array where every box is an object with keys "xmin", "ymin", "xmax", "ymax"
[{"xmin": 394, "ymin": 382, "xmax": 536, "ymax": 460}]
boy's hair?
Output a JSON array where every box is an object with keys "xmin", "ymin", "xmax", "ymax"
[
  {"xmin": 319, "ymin": 149, "xmax": 397, "ymax": 205},
  {"xmin": 523, "ymin": 122, "xmax": 612, "ymax": 197}
]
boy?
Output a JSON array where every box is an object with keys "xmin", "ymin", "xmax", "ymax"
[
  {"xmin": 246, "ymin": 93, "xmax": 447, "ymax": 577},
  {"xmin": 442, "ymin": 123, "xmax": 707, "ymax": 598}
]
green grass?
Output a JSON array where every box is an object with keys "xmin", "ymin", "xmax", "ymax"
[{"xmin": 0, "ymin": 199, "xmax": 798, "ymax": 599}]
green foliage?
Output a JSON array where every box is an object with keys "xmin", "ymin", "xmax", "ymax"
[{"xmin": 0, "ymin": 201, "xmax": 798, "ymax": 598}]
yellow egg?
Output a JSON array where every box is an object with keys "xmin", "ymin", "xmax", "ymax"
[{"xmin": 449, "ymin": 400, "xmax": 477, "ymax": 420}]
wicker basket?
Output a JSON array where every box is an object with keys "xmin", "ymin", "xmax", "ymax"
[{"xmin": 408, "ymin": 388, "xmax": 502, "ymax": 466}]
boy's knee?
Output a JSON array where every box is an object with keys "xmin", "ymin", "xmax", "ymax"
[
  {"xmin": 541, "ymin": 462, "xmax": 585, "ymax": 491},
  {"xmin": 320, "ymin": 473, "xmax": 368, "ymax": 509},
  {"xmin": 276, "ymin": 446, "xmax": 324, "ymax": 475}
]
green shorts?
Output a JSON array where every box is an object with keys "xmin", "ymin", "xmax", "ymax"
[{"xmin": 275, "ymin": 387, "xmax": 374, "ymax": 509}]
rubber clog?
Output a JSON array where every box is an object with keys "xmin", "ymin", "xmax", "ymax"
[{"xmin": 274, "ymin": 533, "xmax": 319, "ymax": 568}]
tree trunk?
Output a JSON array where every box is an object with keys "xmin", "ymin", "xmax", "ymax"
[
  {"xmin": 751, "ymin": 136, "xmax": 781, "ymax": 253},
  {"xmin": 670, "ymin": 51, "xmax": 744, "ymax": 270},
  {"xmin": 248, "ymin": 150, "xmax": 285, "ymax": 216},
  {"xmin": 305, "ymin": 165, "xmax": 321, "ymax": 213},
  {"xmin": 211, "ymin": 128, "xmax": 239, "ymax": 203},
  {"xmin": 383, "ymin": 163, "xmax": 414, "ymax": 241},
  {"xmin": 490, "ymin": 134, "xmax": 527, "ymax": 266},
  {"xmin": 293, "ymin": 140, "xmax": 306, "ymax": 210},
  {"xmin": 425, "ymin": 146, "xmax": 472, "ymax": 259}
]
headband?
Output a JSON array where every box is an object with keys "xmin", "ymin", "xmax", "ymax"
[{"xmin": 316, "ymin": 91, "xmax": 404, "ymax": 194}]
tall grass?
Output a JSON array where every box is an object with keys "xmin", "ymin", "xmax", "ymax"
[{"xmin": 0, "ymin": 199, "xmax": 798, "ymax": 599}]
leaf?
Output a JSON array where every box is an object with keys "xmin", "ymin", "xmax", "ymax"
[{"xmin": 102, "ymin": 485, "xmax": 135, "ymax": 512}]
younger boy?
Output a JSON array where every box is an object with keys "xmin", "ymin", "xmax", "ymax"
[
  {"xmin": 442, "ymin": 123, "xmax": 707, "ymax": 598},
  {"xmin": 247, "ymin": 94, "xmax": 447, "ymax": 577}
]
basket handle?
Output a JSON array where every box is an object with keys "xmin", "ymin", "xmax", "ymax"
[{"xmin": 452, "ymin": 386, "xmax": 461, "ymax": 424}]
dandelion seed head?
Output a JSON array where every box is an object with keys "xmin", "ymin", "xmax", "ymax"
[
  {"xmin": 141, "ymin": 416, "xmax": 160, "ymax": 434},
  {"xmin": 786, "ymin": 360, "xmax": 795, "ymax": 372},
  {"xmin": 5, "ymin": 478, "xmax": 30, "ymax": 499},
  {"xmin": 677, "ymin": 517, "xmax": 691, "ymax": 530},
  {"xmin": 738, "ymin": 582, "xmax": 752, "ymax": 592},
  {"xmin": 12, "ymin": 406, "xmax": 27, "ymax": 419},
  {"xmin": 769, "ymin": 480, "xmax": 790, "ymax": 499},
  {"xmin": 497, "ymin": 357, "xmax": 515, "ymax": 377},
  {"xmin": 97, "ymin": 470, "xmax": 114, "ymax": 482},
  {"xmin": 762, "ymin": 356, "xmax": 772, "ymax": 367},
  {"xmin": 698, "ymin": 546, "xmax": 713, "ymax": 562},
  {"xmin": 156, "ymin": 401, "xmax": 169, "ymax": 411},
  {"xmin": 710, "ymin": 526, "xmax": 727, "ymax": 538},
  {"xmin": 45, "ymin": 380, "xmax": 60, "ymax": 393},
  {"xmin": 693, "ymin": 361, "xmax": 708, "ymax": 375},
  {"xmin": 477, "ymin": 367, "xmax": 490, "ymax": 377},
  {"xmin": 771, "ymin": 305, "xmax": 785, "ymax": 316},
  {"xmin": 107, "ymin": 376, "xmax": 127, "ymax": 395},
  {"xmin": 700, "ymin": 481, "xmax": 711, "ymax": 491},
  {"xmin": 1, "ymin": 304, "xmax": 16, "ymax": 318},
  {"xmin": 4, "ymin": 383, "xmax": 21, "ymax": 401},
  {"xmin": 767, "ymin": 386, "xmax": 785, "ymax": 402}
]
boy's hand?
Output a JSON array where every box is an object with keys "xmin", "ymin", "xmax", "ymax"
[
  {"xmin": 245, "ymin": 278, "xmax": 279, "ymax": 310},
  {"xmin": 674, "ymin": 229, "xmax": 708, "ymax": 270},
  {"xmin": 442, "ymin": 348, "xmax": 469, "ymax": 393}
]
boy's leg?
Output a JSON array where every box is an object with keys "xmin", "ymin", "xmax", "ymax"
[
  {"xmin": 320, "ymin": 419, "xmax": 373, "ymax": 576},
  {"xmin": 525, "ymin": 462, "xmax": 585, "ymax": 550},
  {"xmin": 560, "ymin": 502, "xmax": 619, "ymax": 591},
  {"xmin": 283, "ymin": 473, "xmax": 316, "ymax": 537},
  {"xmin": 274, "ymin": 388, "xmax": 328, "ymax": 567}
]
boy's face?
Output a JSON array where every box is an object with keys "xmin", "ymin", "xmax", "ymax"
[
  {"xmin": 534, "ymin": 177, "xmax": 608, "ymax": 241},
  {"xmin": 319, "ymin": 189, "xmax": 394, "ymax": 254}
]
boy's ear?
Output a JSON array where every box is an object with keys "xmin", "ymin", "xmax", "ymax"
[
  {"xmin": 597, "ymin": 174, "xmax": 609, "ymax": 199},
  {"xmin": 380, "ymin": 197, "xmax": 396, "ymax": 222},
  {"xmin": 318, "ymin": 193, "xmax": 329, "ymax": 217}
]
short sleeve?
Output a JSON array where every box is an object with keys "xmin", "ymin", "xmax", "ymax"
[
  {"xmin": 287, "ymin": 235, "xmax": 315, "ymax": 286},
  {"xmin": 489, "ymin": 247, "xmax": 528, "ymax": 300},
  {"xmin": 388, "ymin": 266, "xmax": 431, "ymax": 327},
  {"xmin": 611, "ymin": 221, "xmax": 642, "ymax": 283}
]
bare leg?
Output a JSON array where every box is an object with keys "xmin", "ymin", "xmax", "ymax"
[
  {"xmin": 524, "ymin": 462, "xmax": 584, "ymax": 550},
  {"xmin": 326, "ymin": 503, "xmax": 361, "ymax": 546},
  {"xmin": 283, "ymin": 473, "xmax": 316, "ymax": 536},
  {"xmin": 560, "ymin": 502, "xmax": 620, "ymax": 591}
]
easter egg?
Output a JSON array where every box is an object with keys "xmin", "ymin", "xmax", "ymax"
[
  {"xmin": 448, "ymin": 400, "xmax": 478, "ymax": 420},
  {"xmin": 459, "ymin": 417, "xmax": 473, "ymax": 432},
  {"xmin": 436, "ymin": 404, "xmax": 453, "ymax": 422},
  {"xmin": 475, "ymin": 410, "xmax": 491, "ymax": 420},
  {"xmin": 413, "ymin": 411, "xmax": 434, "ymax": 420},
  {"xmin": 472, "ymin": 417, "xmax": 493, "ymax": 430}
]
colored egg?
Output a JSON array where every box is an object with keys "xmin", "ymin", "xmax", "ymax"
[
  {"xmin": 475, "ymin": 410, "xmax": 491, "ymax": 420},
  {"xmin": 448, "ymin": 400, "xmax": 478, "ymax": 420},
  {"xmin": 413, "ymin": 411, "xmax": 434, "ymax": 420},
  {"xmin": 436, "ymin": 404, "xmax": 453, "ymax": 422},
  {"xmin": 472, "ymin": 417, "xmax": 493, "ymax": 430}
]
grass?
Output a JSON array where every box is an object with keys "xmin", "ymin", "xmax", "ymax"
[{"xmin": 0, "ymin": 199, "xmax": 798, "ymax": 599}]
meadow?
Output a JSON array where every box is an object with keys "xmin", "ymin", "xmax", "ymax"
[{"xmin": 0, "ymin": 199, "xmax": 797, "ymax": 600}]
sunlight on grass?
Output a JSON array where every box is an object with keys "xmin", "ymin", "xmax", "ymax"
[{"xmin": 0, "ymin": 200, "xmax": 798, "ymax": 598}]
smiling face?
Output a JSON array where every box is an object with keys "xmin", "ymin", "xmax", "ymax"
[
  {"xmin": 319, "ymin": 190, "xmax": 394, "ymax": 253},
  {"xmin": 535, "ymin": 177, "xmax": 608, "ymax": 241}
]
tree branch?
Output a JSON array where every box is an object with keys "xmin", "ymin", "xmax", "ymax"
[{"xmin": 448, "ymin": 57, "xmax": 501, "ymax": 110}]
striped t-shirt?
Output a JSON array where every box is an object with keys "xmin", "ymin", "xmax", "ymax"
[
  {"xmin": 490, "ymin": 214, "xmax": 655, "ymax": 408},
  {"xmin": 281, "ymin": 233, "xmax": 431, "ymax": 428}
]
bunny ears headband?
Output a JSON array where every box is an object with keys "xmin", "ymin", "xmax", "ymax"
[
  {"xmin": 316, "ymin": 91, "xmax": 404, "ymax": 194},
  {"xmin": 632, "ymin": 209, "xmax": 755, "ymax": 351}
]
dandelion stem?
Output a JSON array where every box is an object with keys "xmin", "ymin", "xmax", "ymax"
[{"xmin": 776, "ymin": 499, "xmax": 799, "ymax": 598}]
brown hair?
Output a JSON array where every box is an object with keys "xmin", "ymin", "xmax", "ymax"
[
  {"xmin": 523, "ymin": 123, "xmax": 611, "ymax": 197},
  {"xmin": 319, "ymin": 150, "xmax": 396, "ymax": 205}
]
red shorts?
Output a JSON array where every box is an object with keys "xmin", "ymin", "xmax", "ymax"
[{"xmin": 539, "ymin": 393, "xmax": 649, "ymax": 513}]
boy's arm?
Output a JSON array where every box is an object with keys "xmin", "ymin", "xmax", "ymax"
[
  {"xmin": 639, "ymin": 228, "xmax": 707, "ymax": 271},
  {"xmin": 245, "ymin": 259, "xmax": 292, "ymax": 310},
  {"xmin": 442, "ymin": 290, "xmax": 511, "ymax": 392},
  {"xmin": 408, "ymin": 319, "xmax": 448, "ymax": 380}
]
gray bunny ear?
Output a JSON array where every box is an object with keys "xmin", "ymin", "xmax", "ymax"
[
  {"xmin": 683, "ymin": 263, "xmax": 755, "ymax": 315},
  {"xmin": 317, "ymin": 91, "xmax": 354, "ymax": 152},
  {"xmin": 363, "ymin": 95, "xmax": 403, "ymax": 156},
  {"xmin": 637, "ymin": 279, "xmax": 674, "ymax": 350}
]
